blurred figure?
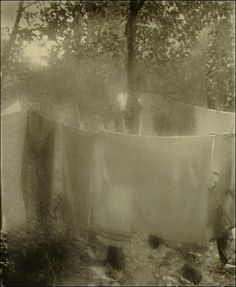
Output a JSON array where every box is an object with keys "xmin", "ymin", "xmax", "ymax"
[
  {"xmin": 138, "ymin": 92, "xmax": 155, "ymax": 136},
  {"xmin": 21, "ymin": 108, "xmax": 55, "ymax": 230}
]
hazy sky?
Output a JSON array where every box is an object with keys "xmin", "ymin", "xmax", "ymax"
[
  {"xmin": 1, "ymin": 1, "xmax": 52, "ymax": 66},
  {"xmin": 1, "ymin": 1, "xmax": 21, "ymax": 28},
  {"xmin": 1, "ymin": 1, "xmax": 50, "ymax": 29}
]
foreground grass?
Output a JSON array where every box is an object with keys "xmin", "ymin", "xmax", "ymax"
[{"xmin": 1, "ymin": 227, "xmax": 235, "ymax": 286}]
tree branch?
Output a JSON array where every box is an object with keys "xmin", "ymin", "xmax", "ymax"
[
  {"xmin": 3, "ymin": 1, "xmax": 24, "ymax": 65},
  {"xmin": 22, "ymin": 1, "xmax": 35, "ymax": 11},
  {"xmin": 135, "ymin": 0, "xmax": 145, "ymax": 13},
  {"xmin": 2, "ymin": 73, "xmax": 36, "ymax": 87}
]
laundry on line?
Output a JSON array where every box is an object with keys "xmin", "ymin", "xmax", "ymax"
[{"xmin": 1, "ymin": 105, "xmax": 235, "ymax": 249}]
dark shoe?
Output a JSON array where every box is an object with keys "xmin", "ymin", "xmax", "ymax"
[
  {"xmin": 148, "ymin": 235, "xmax": 161, "ymax": 249},
  {"xmin": 106, "ymin": 246, "xmax": 125, "ymax": 271},
  {"xmin": 181, "ymin": 263, "xmax": 202, "ymax": 285}
]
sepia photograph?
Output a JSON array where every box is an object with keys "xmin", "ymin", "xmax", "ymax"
[{"xmin": 1, "ymin": 0, "xmax": 235, "ymax": 286}]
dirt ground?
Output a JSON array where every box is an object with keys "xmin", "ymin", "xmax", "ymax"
[{"xmin": 61, "ymin": 231, "xmax": 235, "ymax": 286}]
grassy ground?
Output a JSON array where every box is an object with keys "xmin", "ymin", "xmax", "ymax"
[
  {"xmin": 61, "ymin": 231, "xmax": 235, "ymax": 286},
  {"xmin": 2, "ymin": 227, "xmax": 234, "ymax": 286}
]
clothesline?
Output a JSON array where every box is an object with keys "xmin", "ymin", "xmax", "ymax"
[
  {"xmin": 210, "ymin": 132, "xmax": 235, "ymax": 137},
  {"xmin": 99, "ymin": 127, "xmax": 235, "ymax": 138},
  {"xmin": 144, "ymin": 91, "xmax": 235, "ymax": 115},
  {"xmin": 2, "ymin": 97, "xmax": 234, "ymax": 118},
  {"xmin": 1, "ymin": 108, "xmax": 234, "ymax": 240}
]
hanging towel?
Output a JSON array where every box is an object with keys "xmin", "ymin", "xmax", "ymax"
[
  {"xmin": 1, "ymin": 110, "xmax": 27, "ymax": 231},
  {"xmin": 217, "ymin": 110, "xmax": 235, "ymax": 134},
  {"xmin": 207, "ymin": 134, "xmax": 235, "ymax": 240},
  {"xmin": 93, "ymin": 133, "xmax": 133, "ymax": 247},
  {"xmin": 50, "ymin": 123, "xmax": 73, "ymax": 230},
  {"xmin": 94, "ymin": 130, "xmax": 213, "ymax": 246},
  {"xmin": 61, "ymin": 126, "xmax": 95, "ymax": 237},
  {"xmin": 194, "ymin": 106, "xmax": 218, "ymax": 135},
  {"xmin": 21, "ymin": 110, "xmax": 55, "ymax": 226},
  {"xmin": 138, "ymin": 96, "xmax": 195, "ymax": 136},
  {"xmin": 153, "ymin": 99, "xmax": 195, "ymax": 136},
  {"xmin": 194, "ymin": 106, "xmax": 235, "ymax": 135}
]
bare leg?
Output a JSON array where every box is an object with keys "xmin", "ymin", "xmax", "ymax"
[
  {"xmin": 217, "ymin": 231, "xmax": 230, "ymax": 265},
  {"xmin": 106, "ymin": 245, "xmax": 125, "ymax": 271}
]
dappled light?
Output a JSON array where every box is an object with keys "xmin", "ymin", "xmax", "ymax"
[
  {"xmin": 23, "ymin": 40, "xmax": 53, "ymax": 66},
  {"xmin": 1, "ymin": 1, "xmax": 235, "ymax": 286}
]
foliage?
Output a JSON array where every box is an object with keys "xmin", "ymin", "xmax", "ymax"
[
  {"xmin": 14, "ymin": 52, "xmax": 126, "ymax": 126},
  {"xmin": 135, "ymin": 1, "xmax": 232, "ymax": 67},
  {"xmin": 140, "ymin": 19, "xmax": 234, "ymax": 112},
  {"xmin": 26, "ymin": 1, "xmax": 233, "ymax": 67},
  {"xmin": 2, "ymin": 1, "xmax": 234, "ymax": 114},
  {"xmin": 206, "ymin": 18, "xmax": 234, "ymax": 111},
  {"xmin": 3, "ymin": 223, "xmax": 87, "ymax": 286},
  {"xmin": 0, "ymin": 231, "xmax": 9, "ymax": 283}
]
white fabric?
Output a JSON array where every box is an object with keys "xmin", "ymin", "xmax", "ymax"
[
  {"xmin": 195, "ymin": 106, "xmax": 235, "ymax": 135},
  {"xmin": 1, "ymin": 110, "xmax": 27, "ymax": 231}
]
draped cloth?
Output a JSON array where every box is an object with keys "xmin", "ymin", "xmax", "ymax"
[
  {"xmin": 217, "ymin": 110, "xmax": 235, "ymax": 134},
  {"xmin": 93, "ymin": 133, "xmax": 133, "ymax": 247},
  {"xmin": 194, "ymin": 106, "xmax": 235, "ymax": 135},
  {"xmin": 153, "ymin": 99, "xmax": 196, "ymax": 136},
  {"xmin": 139, "ymin": 102, "xmax": 234, "ymax": 136},
  {"xmin": 50, "ymin": 123, "xmax": 71, "ymax": 229},
  {"xmin": 94, "ymin": 130, "xmax": 218, "ymax": 246},
  {"xmin": 1, "ymin": 110, "xmax": 27, "ymax": 231},
  {"xmin": 49, "ymin": 103, "xmax": 81, "ymax": 230},
  {"xmin": 194, "ymin": 107, "xmax": 235, "ymax": 239},
  {"xmin": 207, "ymin": 134, "xmax": 235, "ymax": 240},
  {"xmin": 91, "ymin": 130, "xmax": 125, "ymax": 247},
  {"xmin": 21, "ymin": 110, "xmax": 55, "ymax": 226},
  {"xmin": 60, "ymin": 126, "xmax": 95, "ymax": 237}
]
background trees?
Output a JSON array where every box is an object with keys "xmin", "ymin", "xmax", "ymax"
[{"xmin": 2, "ymin": 1, "xmax": 235, "ymax": 129}]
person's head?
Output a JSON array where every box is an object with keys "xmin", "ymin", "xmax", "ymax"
[{"xmin": 138, "ymin": 92, "xmax": 155, "ymax": 110}]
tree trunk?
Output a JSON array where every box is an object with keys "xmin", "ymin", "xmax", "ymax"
[
  {"xmin": 124, "ymin": 0, "xmax": 145, "ymax": 134},
  {"xmin": 105, "ymin": 1, "xmax": 145, "ymax": 271}
]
